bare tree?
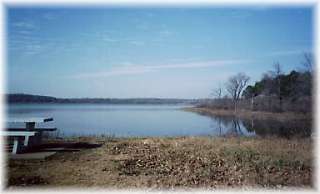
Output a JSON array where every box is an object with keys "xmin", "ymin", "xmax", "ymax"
[
  {"xmin": 211, "ymin": 84, "xmax": 222, "ymax": 99},
  {"xmin": 225, "ymin": 73, "xmax": 250, "ymax": 113},
  {"xmin": 296, "ymin": 53, "xmax": 313, "ymax": 106},
  {"xmin": 273, "ymin": 62, "xmax": 282, "ymax": 77},
  {"xmin": 302, "ymin": 52, "xmax": 314, "ymax": 73},
  {"xmin": 261, "ymin": 71, "xmax": 275, "ymax": 95},
  {"xmin": 272, "ymin": 62, "xmax": 282, "ymax": 112},
  {"xmin": 210, "ymin": 84, "xmax": 223, "ymax": 109}
]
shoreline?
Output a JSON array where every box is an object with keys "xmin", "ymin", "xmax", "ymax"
[
  {"xmin": 182, "ymin": 107, "xmax": 312, "ymax": 122},
  {"xmin": 7, "ymin": 136, "xmax": 313, "ymax": 188}
]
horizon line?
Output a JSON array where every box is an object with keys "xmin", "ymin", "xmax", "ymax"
[{"xmin": 6, "ymin": 93, "xmax": 212, "ymax": 100}]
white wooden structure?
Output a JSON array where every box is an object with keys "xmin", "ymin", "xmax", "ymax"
[
  {"xmin": 4, "ymin": 117, "xmax": 57, "ymax": 154},
  {"xmin": 2, "ymin": 131, "xmax": 37, "ymax": 154}
]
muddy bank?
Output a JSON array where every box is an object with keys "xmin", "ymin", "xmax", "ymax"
[{"xmin": 6, "ymin": 136, "xmax": 313, "ymax": 189}]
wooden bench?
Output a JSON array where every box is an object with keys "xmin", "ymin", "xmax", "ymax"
[
  {"xmin": 3, "ymin": 131, "xmax": 37, "ymax": 154},
  {"xmin": 4, "ymin": 117, "xmax": 57, "ymax": 154}
]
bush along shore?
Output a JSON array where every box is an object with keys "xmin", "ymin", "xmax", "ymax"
[{"xmin": 7, "ymin": 136, "xmax": 313, "ymax": 189}]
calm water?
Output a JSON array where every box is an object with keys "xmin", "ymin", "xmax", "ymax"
[{"xmin": 6, "ymin": 104, "xmax": 311, "ymax": 138}]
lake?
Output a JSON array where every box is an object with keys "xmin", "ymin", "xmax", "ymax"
[{"xmin": 6, "ymin": 104, "xmax": 311, "ymax": 138}]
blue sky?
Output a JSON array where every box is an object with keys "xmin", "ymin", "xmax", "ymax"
[{"xmin": 6, "ymin": 6, "xmax": 313, "ymax": 98}]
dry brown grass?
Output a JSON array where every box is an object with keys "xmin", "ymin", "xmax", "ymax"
[
  {"xmin": 183, "ymin": 107, "xmax": 312, "ymax": 122},
  {"xmin": 6, "ymin": 136, "xmax": 313, "ymax": 189}
]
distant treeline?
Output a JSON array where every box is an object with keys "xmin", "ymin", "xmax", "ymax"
[
  {"xmin": 202, "ymin": 54, "xmax": 313, "ymax": 113},
  {"xmin": 6, "ymin": 93, "xmax": 204, "ymax": 105}
]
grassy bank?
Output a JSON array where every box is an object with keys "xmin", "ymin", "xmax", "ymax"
[
  {"xmin": 183, "ymin": 107, "xmax": 312, "ymax": 122},
  {"xmin": 7, "ymin": 136, "xmax": 313, "ymax": 189}
]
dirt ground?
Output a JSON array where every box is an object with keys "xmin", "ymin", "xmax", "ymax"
[{"xmin": 6, "ymin": 136, "xmax": 313, "ymax": 190}]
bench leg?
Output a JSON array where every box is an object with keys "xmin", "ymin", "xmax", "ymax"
[
  {"xmin": 24, "ymin": 136, "xmax": 30, "ymax": 146},
  {"xmin": 12, "ymin": 137, "xmax": 19, "ymax": 154}
]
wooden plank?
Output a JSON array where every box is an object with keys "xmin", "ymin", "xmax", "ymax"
[
  {"xmin": 7, "ymin": 128, "xmax": 57, "ymax": 132},
  {"xmin": 2, "ymin": 131, "xmax": 37, "ymax": 137},
  {"xmin": 35, "ymin": 128, "xmax": 57, "ymax": 132}
]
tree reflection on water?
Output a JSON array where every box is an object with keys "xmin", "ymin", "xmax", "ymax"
[
  {"xmin": 209, "ymin": 115, "xmax": 250, "ymax": 137},
  {"xmin": 242, "ymin": 117, "xmax": 311, "ymax": 138},
  {"xmin": 208, "ymin": 114, "xmax": 311, "ymax": 138}
]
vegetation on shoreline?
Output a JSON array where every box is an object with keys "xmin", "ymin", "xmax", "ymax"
[
  {"xmin": 7, "ymin": 136, "xmax": 313, "ymax": 189},
  {"xmin": 183, "ymin": 107, "xmax": 312, "ymax": 121},
  {"xmin": 207, "ymin": 54, "xmax": 313, "ymax": 113}
]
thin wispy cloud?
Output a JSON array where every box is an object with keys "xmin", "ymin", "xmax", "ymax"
[
  {"xmin": 145, "ymin": 12, "xmax": 155, "ymax": 18},
  {"xmin": 229, "ymin": 10, "xmax": 253, "ymax": 19},
  {"xmin": 136, "ymin": 23, "xmax": 149, "ymax": 30},
  {"xmin": 42, "ymin": 12, "xmax": 59, "ymax": 20},
  {"xmin": 150, "ymin": 60, "xmax": 245, "ymax": 70},
  {"xmin": 69, "ymin": 66, "xmax": 153, "ymax": 79},
  {"xmin": 159, "ymin": 30, "xmax": 174, "ymax": 37},
  {"xmin": 11, "ymin": 21, "xmax": 37, "ymax": 42},
  {"xmin": 119, "ymin": 61, "xmax": 135, "ymax": 66},
  {"xmin": 129, "ymin": 40, "xmax": 145, "ymax": 46},
  {"xmin": 9, "ymin": 41, "xmax": 46, "ymax": 56},
  {"xmin": 10, "ymin": 19, "xmax": 42, "ymax": 55},
  {"xmin": 22, "ymin": 43, "xmax": 46, "ymax": 56},
  {"xmin": 265, "ymin": 49, "xmax": 312, "ymax": 57},
  {"xmin": 8, "ymin": 35, "xmax": 74, "ymax": 56},
  {"xmin": 168, "ymin": 57, "xmax": 205, "ymax": 63},
  {"xmin": 68, "ymin": 59, "xmax": 250, "ymax": 79},
  {"xmin": 102, "ymin": 37, "xmax": 119, "ymax": 43},
  {"xmin": 79, "ymin": 31, "xmax": 119, "ymax": 41},
  {"xmin": 16, "ymin": 30, "xmax": 34, "ymax": 35},
  {"xmin": 12, "ymin": 21, "xmax": 36, "ymax": 29},
  {"xmin": 7, "ymin": 7, "xmax": 312, "ymax": 98}
]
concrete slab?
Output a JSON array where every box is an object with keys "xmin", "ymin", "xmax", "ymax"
[{"xmin": 9, "ymin": 152, "xmax": 56, "ymax": 160}]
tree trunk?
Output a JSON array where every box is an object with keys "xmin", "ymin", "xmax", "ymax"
[
  {"xmin": 279, "ymin": 97, "xmax": 282, "ymax": 112},
  {"xmin": 278, "ymin": 77, "xmax": 282, "ymax": 112},
  {"xmin": 251, "ymin": 96, "xmax": 254, "ymax": 111}
]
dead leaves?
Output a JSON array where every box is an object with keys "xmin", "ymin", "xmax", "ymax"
[
  {"xmin": 109, "ymin": 139, "xmax": 311, "ymax": 188},
  {"xmin": 7, "ymin": 137, "xmax": 312, "ymax": 188}
]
